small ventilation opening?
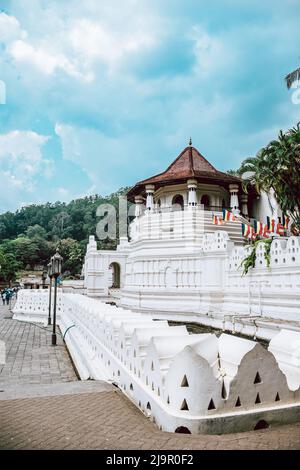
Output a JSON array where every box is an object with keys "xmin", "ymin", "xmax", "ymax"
[
  {"xmin": 175, "ymin": 426, "xmax": 191, "ymax": 434},
  {"xmin": 254, "ymin": 372, "xmax": 262, "ymax": 384},
  {"xmin": 167, "ymin": 396, "xmax": 170, "ymax": 404},
  {"xmin": 146, "ymin": 402, "xmax": 151, "ymax": 410},
  {"xmin": 221, "ymin": 382, "xmax": 227, "ymax": 399},
  {"xmin": 180, "ymin": 399, "xmax": 189, "ymax": 411},
  {"xmin": 235, "ymin": 397, "xmax": 241, "ymax": 407},
  {"xmin": 151, "ymin": 361, "xmax": 154, "ymax": 371},
  {"xmin": 254, "ymin": 420, "xmax": 269, "ymax": 430},
  {"xmin": 275, "ymin": 392, "xmax": 280, "ymax": 402},
  {"xmin": 208, "ymin": 399, "xmax": 216, "ymax": 410},
  {"xmin": 180, "ymin": 375, "xmax": 189, "ymax": 387},
  {"xmin": 130, "ymin": 383, "xmax": 133, "ymax": 391},
  {"xmin": 255, "ymin": 393, "xmax": 261, "ymax": 404}
]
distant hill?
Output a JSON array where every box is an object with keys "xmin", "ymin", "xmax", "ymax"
[{"xmin": 0, "ymin": 187, "xmax": 130, "ymax": 283}]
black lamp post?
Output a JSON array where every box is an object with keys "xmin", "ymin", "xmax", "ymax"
[
  {"xmin": 47, "ymin": 262, "xmax": 53, "ymax": 326},
  {"xmin": 42, "ymin": 270, "xmax": 47, "ymax": 289},
  {"xmin": 51, "ymin": 250, "xmax": 63, "ymax": 346}
]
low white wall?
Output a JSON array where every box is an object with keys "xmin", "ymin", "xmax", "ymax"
[{"xmin": 13, "ymin": 290, "xmax": 300, "ymax": 434}]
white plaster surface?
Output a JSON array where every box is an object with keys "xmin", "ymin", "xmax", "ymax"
[{"xmin": 13, "ymin": 290, "xmax": 300, "ymax": 434}]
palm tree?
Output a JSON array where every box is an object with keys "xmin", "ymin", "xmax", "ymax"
[
  {"xmin": 240, "ymin": 125, "xmax": 300, "ymax": 230},
  {"xmin": 285, "ymin": 67, "xmax": 300, "ymax": 89}
]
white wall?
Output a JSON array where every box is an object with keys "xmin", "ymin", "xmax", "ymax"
[{"xmin": 12, "ymin": 291, "xmax": 300, "ymax": 434}]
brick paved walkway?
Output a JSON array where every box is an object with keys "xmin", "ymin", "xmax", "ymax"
[
  {"xmin": 0, "ymin": 304, "xmax": 300, "ymax": 450},
  {"xmin": 0, "ymin": 304, "xmax": 77, "ymax": 386}
]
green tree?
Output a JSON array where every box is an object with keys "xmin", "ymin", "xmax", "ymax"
[
  {"xmin": 240, "ymin": 125, "xmax": 300, "ymax": 229},
  {"xmin": 26, "ymin": 224, "xmax": 47, "ymax": 239},
  {"xmin": 11, "ymin": 237, "xmax": 40, "ymax": 269},
  {"xmin": 57, "ymin": 238, "xmax": 84, "ymax": 276},
  {"xmin": 0, "ymin": 248, "xmax": 21, "ymax": 283}
]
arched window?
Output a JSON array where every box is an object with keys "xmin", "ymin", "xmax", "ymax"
[
  {"xmin": 201, "ymin": 194, "xmax": 210, "ymax": 210},
  {"xmin": 172, "ymin": 194, "xmax": 184, "ymax": 211},
  {"xmin": 109, "ymin": 262, "xmax": 121, "ymax": 288}
]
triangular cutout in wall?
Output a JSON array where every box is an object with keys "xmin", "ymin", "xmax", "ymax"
[
  {"xmin": 235, "ymin": 396, "xmax": 241, "ymax": 407},
  {"xmin": 180, "ymin": 399, "xmax": 189, "ymax": 411},
  {"xmin": 255, "ymin": 393, "xmax": 261, "ymax": 404},
  {"xmin": 254, "ymin": 372, "xmax": 262, "ymax": 384},
  {"xmin": 221, "ymin": 382, "xmax": 227, "ymax": 399},
  {"xmin": 208, "ymin": 398, "xmax": 216, "ymax": 410},
  {"xmin": 275, "ymin": 392, "xmax": 280, "ymax": 402},
  {"xmin": 180, "ymin": 375, "xmax": 189, "ymax": 387}
]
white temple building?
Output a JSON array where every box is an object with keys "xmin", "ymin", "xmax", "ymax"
[
  {"xmin": 83, "ymin": 142, "xmax": 300, "ymax": 338},
  {"xmin": 12, "ymin": 142, "xmax": 300, "ymax": 434}
]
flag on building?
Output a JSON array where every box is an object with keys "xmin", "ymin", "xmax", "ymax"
[
  {"xmin": 213, "ymin": 215, "xmax": 225, "ymax": 225},
  {"xmin": 276, "ymin": 223, "xmax": 284, "ymax": 236},
  {"xmin": 267, "ymin": 216, "xmax": 276, "ymax": 232},
  {"xmin": 242, "ymin": 223, "xmax": 251, "ymax": 237},
  {"xmin": 254, "ymin": 220, "xmax": 263, "ymax": 235},
  {"xmin": 222, "ymin": 209, "xmax": 236, "ymax": 222},
  {"xmin": 250, "ymin": 226, "xmax": 257, "ymax": 240},
  {"xmin": 282, "ymin": 214, "xmax": 290, "ymax": 229},
  {"xmin": 263, "ymin": 224, "xmax": 270, "ymax": 238}
]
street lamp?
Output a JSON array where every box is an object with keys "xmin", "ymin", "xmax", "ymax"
[
  {"xmin": 42, "ymin": 270, "xmax": 47, "ymax": 289},
  {"xmin": 47, "ymin": 261, "xmax": 53, "ymax": 326},
  {"xmin": 51, "ymin": 250, "xmax": 63, "ymax": 346}
]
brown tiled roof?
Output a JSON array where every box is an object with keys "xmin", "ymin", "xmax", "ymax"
[{"xmin": 127, "ymin": 145, "xmax": 241, "ymax": 199}]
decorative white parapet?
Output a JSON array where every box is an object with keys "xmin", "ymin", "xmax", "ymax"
[
  {"xmin": 268, "ymin": 329, "xmax": 300, "ymax": 392},
  {"xmin": 13, "ymin": 289, "xmax": 63, "ymax": 324},
  {"xmin": 13, "ymin": 290, "xmax": 300, "ymax": 434}
]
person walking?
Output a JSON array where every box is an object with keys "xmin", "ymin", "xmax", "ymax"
[
  {"xmin": 5, "ymin": 289, "xmax": 11, "ymax": 306},
  {"xmin": 1, "ymin": 290, "xmax": 6, "ymax": 306}
]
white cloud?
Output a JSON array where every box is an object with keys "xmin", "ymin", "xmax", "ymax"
[
  {"xmin": 9, "ymin": 39, "xmax": 94, "ymax": 82},
  {"xmin": 0, "ymin": 130, "xmax": 53, "ymax": 195},
  {"xmin": 68, "ymin": 18, "xmax": 156, "ymax": 70},
  {"xmin": 56, "ymin": 187, "xmax": 70, "ymax": 198},
  {"xmin": 189, "ymin": 26, "xmax": 237, "ymax": 78},
  {"xmin": 3, "ymin": 6, "xmax": 159, "ymax": 82},
  {"xmin": 0, "ymin": 12, "xmax": 27, "ymax": 43},
  {"xmin": 55, "ymin": 122, "xmax": 153, "ymax": 193}
]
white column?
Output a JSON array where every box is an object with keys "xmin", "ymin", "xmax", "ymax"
[
  {"xmin": 229, "ymin": 184, "xmax": 240, "ymax": 215},
  {"xmin": 87, "ymin": 235, "xmax": 97, "ymax": 253},
  {"xmin": 241, "ymin": 194, "xmax": 249, "ymax": 217},
  {"xmin": 134, "ymin": 195, "xmax": 144, "ymax": 217},
  {"xmin": 187, "ymin": 179, "xmax": 198, "ymax": 206},
  {"xmin": 145, "ymin": 184, "xmax": 155, "ymax": 211}
]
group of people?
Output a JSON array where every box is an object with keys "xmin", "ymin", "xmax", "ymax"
[{"xmin": 1, "ymin": 287, "xmax": 17, "ymax": 306}]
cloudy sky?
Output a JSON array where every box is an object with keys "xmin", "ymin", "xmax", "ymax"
[{"xmin": 0, "ymin": 0, "xmax": 299, "ymax": 212}]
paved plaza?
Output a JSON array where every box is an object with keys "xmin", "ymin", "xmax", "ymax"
[{"xmin": 0, "ymin": 304, "xmax": 300, "ymax": 450}]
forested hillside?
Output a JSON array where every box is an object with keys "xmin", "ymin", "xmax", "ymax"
[{"xmin": 0, "ymin": 187, "xmax": 130, "ymax": 283}]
